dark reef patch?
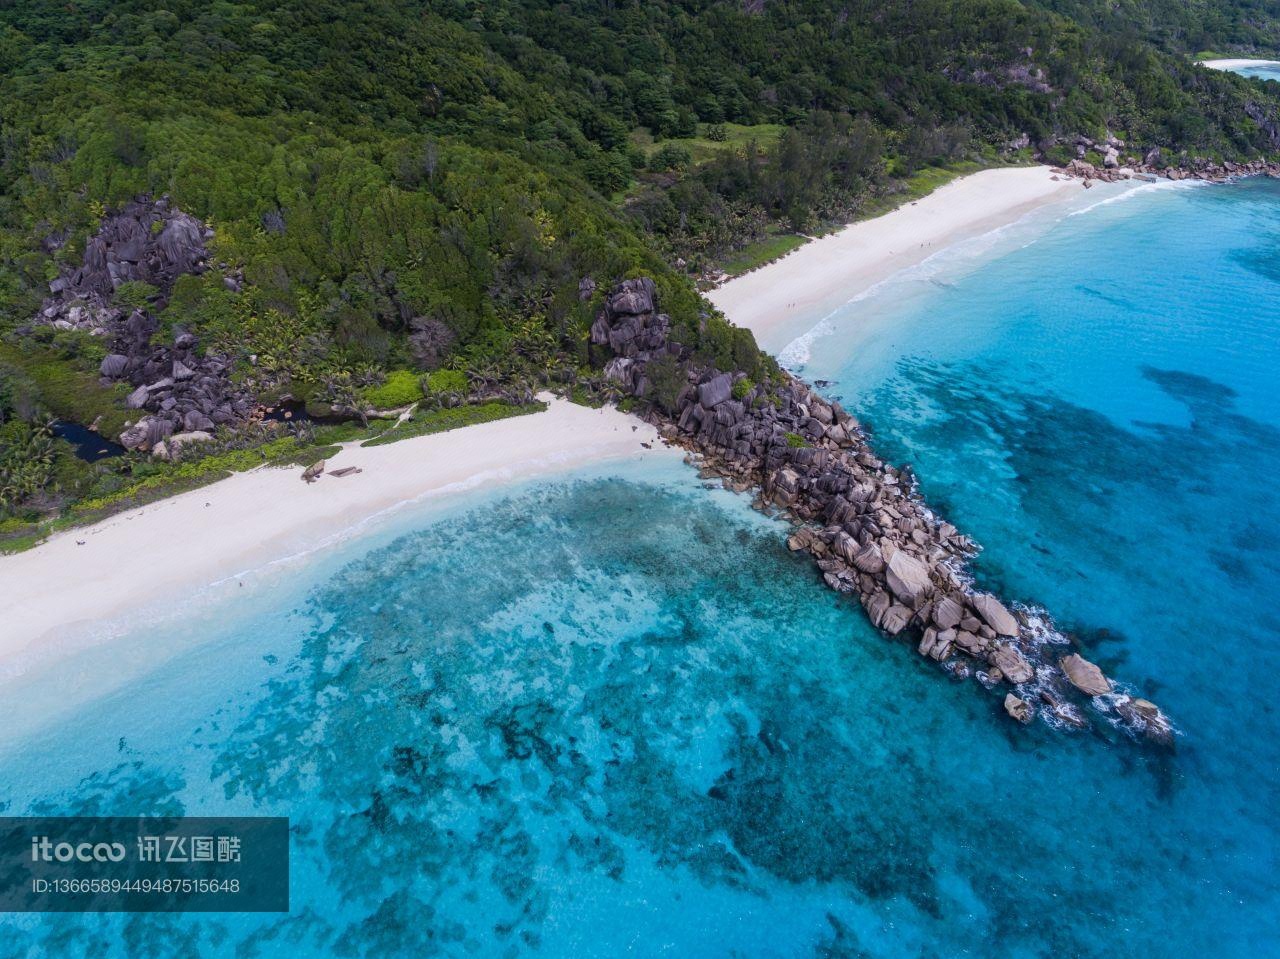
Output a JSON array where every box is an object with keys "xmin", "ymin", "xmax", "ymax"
[{"xmin": 852, "ymin": 359, "xmax": 1280, "ymax": 636}]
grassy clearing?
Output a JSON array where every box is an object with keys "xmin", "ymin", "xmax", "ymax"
[
  {"xmin": 717, "ymin": 232, "xmax": 810, "ymax": 279},
  {"xmin": 70, "ymin": 438, "xmax": 341, "ymax": 514},
  {"xmin": 309, "ymin": 420, "xmax": 389, "ymax": 445},
  {"xmin": 0, "ymin": 472, "xmax": 230, "ymax": 554},
  {"xmin": 857, "ymin": 160, "xmax": 987, "ymax": 219},
  {"xmin": 632, "ymin": 123, "xmax": 786, "ymax": 165},
  {"xmin": 0, "ymin": 532, "xmax": 43, "ymax": 553},
  {"xmin": 0, "ymin": 515, "xmax": 44, "ymax": 553},
  {"xmin": 361, "ymin": 401, "xmax": 543, "ymax": 447},
  {"xmin": 0, "ymin": 342, "xmax": 134, "ymax": 437}
]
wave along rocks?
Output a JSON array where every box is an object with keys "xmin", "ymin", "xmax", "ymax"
[{"xmin": 590, "ymin": 278, "xmax": 1173, "ymax": 742}]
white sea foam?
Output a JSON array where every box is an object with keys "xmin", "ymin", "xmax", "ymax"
[
  {"xmin": 1065, "ymin": 176, "xmax": 1208, "ymax": 219},
  {"xmin": 777, "ymin": 319, "xmax": 834, "ymax": 368},
  {"xmin": 775, "ymin": 237, "xmax": 987, "ymax": 369}
]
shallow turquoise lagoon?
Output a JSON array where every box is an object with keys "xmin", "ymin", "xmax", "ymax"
[
  {"xmin": 1214, "ymin": 60, "xmax": 1280, "ymax": 81},
  {"xmin": 1, "ymin": 178, "xmax": 1278, "ymax": 957}
]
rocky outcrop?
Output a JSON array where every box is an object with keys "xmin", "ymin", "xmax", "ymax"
[
  {"xmin": 590, "ymin": 278, "xmax": 1172, "ymax": 744},
  {"xmin": 885, "ymin": 550, "xmax": 931, "ymax": 605},
  {"xmin": 1004, "ymin": 693, "xmax": 1032, "ymax": 724},
  {"xmin": 1052, "ymin": 152, "xmax": 1280, "ymax": 187},
  {"xmin": 991, "ymin": 644, "xmax": 1034, "ymax": 685},
  {"xmin": 972, "ymin": 593, "xmax": 1019, "ymax": 637},
  {"xmin": 1061, "ymin": 654, "xmax": 1111, "ymax": 697},
  {"xmin": 1045, "ymin": 130, "xmax": 1280, "ymax": 185},
  {"xmin": 43, "ymin": 196, "xmax": 207, "ymax": 303},
  {"xmin": 31, "ymin": 196, "xmax": 257, "ymax": 451},
  {"xmin": 1115, "ymin": 696, "xmax": 1173, "ymax": 746},
  {"xmin": 152, "ymin": 430, "xmax": 214, "ymax": 462},
  {"xmin": 119, "ymin": 416, "xmax": 173, "ymax": 452}
]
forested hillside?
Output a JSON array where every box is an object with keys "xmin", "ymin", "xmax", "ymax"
[
  {"xmin": 2, "ymin": 0, "xmax": 1279, "ymax": 535},
  {"xmin": 1031, "ymin": 0, "xmax": 1280, "ymax": 56}
]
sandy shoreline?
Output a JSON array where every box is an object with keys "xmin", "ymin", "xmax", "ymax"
[
  {"xmin": 1199, "ymin": 58, "xmax": 1280, "ymax": 70},
  {"xmin": 707, "ymin": 166, "xmax": 1080, "ymax": 351},
  {"xmin": 0, "ymin": 165, "xmax": 1093, "ymax": 687},
  {"xmin": 0, "ymin": 397, "xmax": 673, "ymax": 660}
]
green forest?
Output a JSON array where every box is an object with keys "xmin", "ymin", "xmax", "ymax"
[{"xmin": 2, "ymin": 0, "xmax": 1279, "ymax": 542}]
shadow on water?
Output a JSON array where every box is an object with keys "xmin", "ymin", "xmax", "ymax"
[
  {"xmin": 855, "ymin": 358, "xmax": 1280, "ymax": 578},
  {"xmin": 1074, "ymin": 282, "xmax": 1137, "ymax": 311}
]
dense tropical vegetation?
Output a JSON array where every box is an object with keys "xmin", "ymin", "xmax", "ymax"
[
  {"xmin": 1035, "ymin": 0, "xmax": 1280, "ymax": 56},
  {"xmin": 2, "ymin": 0, "xmax": 1279, "ymax": 542}
]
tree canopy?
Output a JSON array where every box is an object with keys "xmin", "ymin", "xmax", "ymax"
[{"xmin": 2, "ymin": 0, "xmax": 1279, "ymax": 526}]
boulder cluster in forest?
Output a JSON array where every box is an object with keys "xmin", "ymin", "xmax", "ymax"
[
  {"xmin": 591, "ymin": 278, "xmax": 1173, "ymax": 744},
  {"xmin": 31, "ymin": 196, "xmax": 255, "ymax": 454}
]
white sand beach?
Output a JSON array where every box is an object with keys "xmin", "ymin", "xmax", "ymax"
[
  {"xmin": 0, "ymin": 166, "xmax": 1085, "ymax": 684},
  {"xmin": 0, "ymin": 397, "xmax": 673, "ymax": 662},
  {"xmin": 1199, "ymin": 58, "xmax": 1280, "ymax": 70},
  {"xmin": 707, "ymin": 166, "xmax": 1080, "ymax": 349}
]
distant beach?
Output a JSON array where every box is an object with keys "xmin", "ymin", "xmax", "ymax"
[
  {"xmin": 0, "ymin": 397, "xmax": 675, "ymax": 663},
  {"xmin": 708, "ymin": 166, "xmax": 1084, "ymax": 350},
  {"xmin": 1199, "ymin": 58, "xmax": 1280, "ymax": 80},
  {"xmin": 1199, "ymin": 58, "xmax": 1280, "ymax": 70}
]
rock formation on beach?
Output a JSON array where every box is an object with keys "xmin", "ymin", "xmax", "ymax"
[
  {"xmin": 591, "ymin": 278, "xmax": 1174, "ymax": 744},
  {"xmin": 29, "ymin": 196, "xmax": 256, "ymax": 452},
  {"xmin": 1049, "ymin": 133, "xmax": 1280, "ymax": 185}
]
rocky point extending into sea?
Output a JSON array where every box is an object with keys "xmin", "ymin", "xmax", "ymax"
[
  {"xmin": 591, "ymin": 277, "xmax": 1174, "ymax": 743},
  {"xmin": 1046, "ymin": 132, "xmax": 1280, "ymax": 185},
  {"xmin": 26, "ymin": 195, "xmax": 1183, "ymax": 743}
]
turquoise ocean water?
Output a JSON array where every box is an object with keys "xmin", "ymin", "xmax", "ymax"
[
  {"xmin": 2, "ymin": 178, "xmax": 1278, "ymax": 957},
  {"xmin": 1217, "ymin": 60, "xmax": 1280, "ymax": 81}
]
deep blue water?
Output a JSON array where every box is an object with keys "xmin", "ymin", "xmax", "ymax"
[{"xmin": 2, "ymin": 178, "xmax": 1278, "ymax": 957}]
